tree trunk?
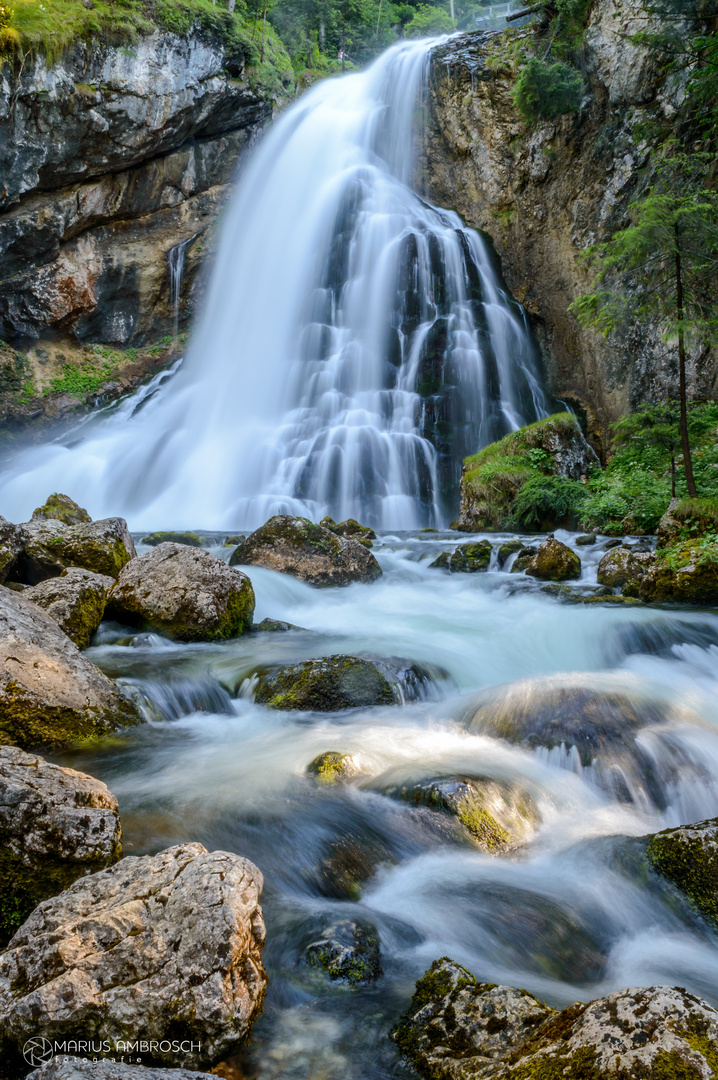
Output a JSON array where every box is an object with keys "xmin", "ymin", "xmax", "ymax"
[
  {"xmin": 449, "ymin": 0, "xmax": 455, "ymax": 20},
  {"xmin": 319, "ymin": 18, "xmax": 325, "ymax": 47},
  {"xmin": 261, "ymin": 0, "xmax": 268, "ymax": 62},
  {"xmin": 671, "ymin": 456, "xmax": 676, "ymax": 498},
  {"xmin": 341, "ymin": 26, "xmax": 346, "ymax": 72},
  {"xmin": 228, "ymin": 0, "xmax": 236, "ymax": 12},
  {"xmin": 675, "ymin": 235, "xmax": 697, "ymax": 498}
]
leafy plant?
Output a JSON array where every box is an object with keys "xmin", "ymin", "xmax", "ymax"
[
  {"xmin": 511, "ymin": 56, "xmax": 583, "ymax": 123},
  {"xmin": 512, "ymin": 474, "xmax": 586, "ymax": 529}
]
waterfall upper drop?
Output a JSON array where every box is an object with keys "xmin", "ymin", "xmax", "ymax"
[{"xmin": 0, "ymin": 40, "xmax": 546, "ymax": 530}]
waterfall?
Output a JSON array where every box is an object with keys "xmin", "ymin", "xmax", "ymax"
[
  {"xmin": 0, "ymin": 39, "xmax": 546, "ymax": 531},
  {"xmin": 167, "ymin": 234, "xmax": 197, "ymax": 338}
]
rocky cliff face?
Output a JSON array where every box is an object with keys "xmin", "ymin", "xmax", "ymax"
[
  {"xmin": 0, "ymin": 29, "xmax": 276, "ymax": 347},
  {"xmin": 425, "ymin": 1, "xmax": 718, "ymax": 455}
]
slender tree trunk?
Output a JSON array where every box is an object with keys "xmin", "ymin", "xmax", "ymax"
[
  {"xmin": 228, "ymin": 0, "xmax": 236, "ymax": 12},
  {"xmin": 341, "ymin": 26, "xmax": 346, "ymax": 72},
  {"xmin": 449, "ymin": 0, "xmax": 455, "ymax": 20},
  {"xmin": 319, "ymin": 18, "xmax": 325, "ymax": 47},
  {"xmin": 671, "ymin": 456, "xmax": 676, "ymax": 498},
  {"xmin": 376, "ymin": 0, "xmax": 383, "ymax": 38},
  {"xmin": 261, "ymin": 0, "xmax": 268, "ymax": 62},
  {"xmin": 675, "ymin": 234, "xmax": 697, "ymax": 498}
]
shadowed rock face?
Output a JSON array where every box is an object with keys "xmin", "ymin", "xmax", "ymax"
[
  {"xmin": 392, "ymin": 957, "xmax": 718, "ymax": 1079},
  {"xmin": 0, "ymin": 843, "xmax": 267, "ymax": 1070}
]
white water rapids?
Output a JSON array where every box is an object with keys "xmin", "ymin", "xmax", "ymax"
[{"xmin": 1, "ymin": 40, "xmax": 544, "ymax": 530}]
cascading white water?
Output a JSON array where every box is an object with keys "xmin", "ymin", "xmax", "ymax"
[{"xmin": 0, "ymin": 39, "xmax": 545, "ymax": 530}]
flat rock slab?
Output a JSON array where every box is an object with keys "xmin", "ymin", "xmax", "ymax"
[
  {"xmin": 0, "ymin": 586, "xmax": 140, "ymax": 748},
  {"xmin": 28, "ymin": 1057, "xmax": 213, "ymax": 1079},
  {"xmin": 0, "ymin": 843, "xmax": 267, "ymax": 1071},
  {"xmin": 107, "ymin": 543, "xmax": 255, "ymax": 642}
]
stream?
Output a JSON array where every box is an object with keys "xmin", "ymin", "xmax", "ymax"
[{"xmin": 52, "ymin": 530, "xmax": 718, "ymax": 1078}]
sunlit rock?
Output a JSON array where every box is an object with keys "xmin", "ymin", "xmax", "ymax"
[{"xmin": 22, "ymin": 566, "xmax": 114, "ymax": 648}]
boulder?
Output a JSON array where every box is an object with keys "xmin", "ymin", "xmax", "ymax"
[
  {"xmin": 597, "ymin": 545, "xmax": 653, "ymax": 589},
  {"xmin": 431, "ymin": 540, "xmax": 491, "ymax": 572},
  {"xmin": 525, "ymin": 535, "xmax": 581, "ymax": 581},
  {"xmin": 386, "ymin": 776, "xmax": 539, "ymax": 852},
  {"xmin": 106, "ymin": 543, "xmax": 255, "ymax": 642},
  {"xmin": 254, "ymin": 655, "xmax": 395, "ymax": 711},
  {"xmin": 31, "ymin": 493, "xmax": 91, "ymax": 526},
  {"xmin": 22, "ymin": 567, "xmax": 114, "ymax": 648},
  {"xmin": 0, "ymin": 843, "xmax": 267, "ymax": 1070},
  {"xmin": 509, "ymin": 544, "xmax": 538, "ymax": 573},
  {"xmin": 639, "ymin": 540, "xmax": 718, "ymax": 605},
  {"xmin": 7, "ymin": 517, "xmax": 135, "ymax": 585},
  {"xmin": 644, "ymin": 817, "xmax": 718, "ymax": 928},
  {"xmin": 0, "ymin": 516, "xmax": 25, "ymax": 583},
  {"xmin": 320, "ymin": 516, "xmax": 376, "ymax": 544},
  {"xmin": 28, "ymin": 1061, "xmax": 214, "ymax": 1080},
  {"xmin": 253, "ymin": 617, "xmax": 306, "ymax": 632},
  {"xmin": 0, "ymin": 745, "xmax": 121, "ymax": 946},
  {"xmin": 497, "ymin": 540, "xmax": 523, "ymax": 566},
  {"xmin": 392, "ymin": 957, "xmax": 718, "ymax": 1079},
  {"xmin": 304, "ymin": 918, "xmax": 381, "ymax": 986},
  {"xmin": 307, "ymin": 751, "xmax": 360, "ymax": 784},
  {"xmin": 0, "ymin": 586, "xmax": 140, "ymax": 748},
  {"xmin": 463, "ymin": 672, "xmax": 705, "ymax": 808},
  {"xmin": 576, "ymin": 533, "xmax": 597, "ymax": 545},
  {"xmin": 141, "ymin": 530, "xmax": 202, "ymax": 547},
  {"xmin": 229, "ymin": 515, "xmax": 382, "ymax": 587}
]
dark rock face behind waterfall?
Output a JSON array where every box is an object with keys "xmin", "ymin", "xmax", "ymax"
[{"xmin": 424, "ymin": 6, "xmax": 718, "ymax": 455}]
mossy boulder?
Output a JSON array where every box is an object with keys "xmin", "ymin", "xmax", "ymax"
[
  {"xmin": 510, "ymin": 544, "xmax": 538, "ymax": 573},
  {"xmin": 656, "ymin": 497, "xmax": 718, "ymax": 545},
  {"xmin": 229, "ymin": 515, "xmax": 382, "ymax": 587},
  {"xmin": 22, "ymin": 567, "xmax": 114, "ymax": 649},
  {"xmin": 430, "ymin": 540, "xmax": 492, "ymax": 572},
  {"xmin": 106, "ymin": 543, "xmax": 255, "ymax": 642},
  {"xmin": 307, "ymin": 751, "xmax": 359, "ymax": 784},
  {"xmin": 639, "ymin": 538, "xmax": 718, "ymax": 605},
  {"xmin": 6, "ymin": 517, "xmax": 136, "ymax": 585},
  {"xmin": 141, "ymin": 531, "xmax": 202, "ymax": 548},
  {"xmin": 576, "ymin": 533, "xmax": 597, "ymax": 546},
  {"xmin": 0, "ymin": 586, "xmax": 140, "ymax": 749},
  {"xmin": 0, "ymin": 517, "xmax": 25, "ymax": 584},
  {"xmin": 497, "ymin": 540, "xmax": 524, "ymax": 566},
  {"xmin": 525, "ymin": 535, "xmax": 581, "ymax": 581},
  {"xmin": 456, "ymin": 414, "xmax": 597, "ymax": 532},
  {"xmin": 392, "ymin": 957, "xmax": 718, "ymax": 1080},
  {"xmin": 645, "ymin": 818, "xmax": 718, "ymax": 927},
  {"xmin": 597, "ymin": 546, "xmax": 653, "ymax": 590},
  {"xmin": 387, "ymin": 776, "xmax": 539, "ymax": 852},
  {"xmin": 320, "ymin": 516, "xmax": 376, "ymax": 545},
  {"xmin": 31, "ymin": 493, "xmax": 91, "ymax": 526},
  {"xmin": 304, "ymin": 918, "xmax": 381, "ymax": 986},
  {"xmin": 0, "ymin": 745, "xmax": 121, "ymax": 946},
  {"xmin": 254, "ymin": 655, "xmax": 395, "ymax": 712}
]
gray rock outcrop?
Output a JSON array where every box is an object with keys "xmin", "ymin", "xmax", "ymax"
[
  {"xmin": 0, "ymin": 843, "xmax": 267, "ymax": 1070},
  {"xmin": 28, "ymin": 1061, "xmax": 214, "ymax": 1080},
  {"xmin": 23, "ymin": 567, "xmax": 114, "ymax": 648},
  {"xmin": 1, "ymin": 515, "xmax": 136, "ymax": 584}
]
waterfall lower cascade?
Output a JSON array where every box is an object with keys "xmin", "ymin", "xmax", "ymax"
[{"xmin": 1, "ymin": 40, "xmax": 545, "ymax": 530}]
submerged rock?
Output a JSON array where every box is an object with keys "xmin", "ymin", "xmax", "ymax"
[
  {"xmin": 5, "ymin": 516, "xmax": 136, "ymax": 584},
  {"xmin": 597, "ymin": 545, "xmax": 653, "ymax": 589},
  {"xmin": 431, "ymin": 540, "xmax": 491, "ymax": 572},
  {"xmin": 141, "ymin": 530, "xmax": 203, "ymax": 547},
  {"xmin": 0, "ymin": 586, "xmax": 140, "ymax": 748},
  {"xmin": 307, "ymin": 751, "xmax": 360, "ymax": 784},
  {"xmin": 107, "ymin": 542, "xmax": 255, "ymax": 642},
  {"xmin": 0, "ymin": 843, "xmax": 267, "ymax": 1070},
  {"xmin": 304, "ymin": 918, "xmax": 382, "ymax": 986},
  {"xmin": 31, "ymin": 493, "xmax": 91, "ymax": 526},
  {"xmin": 386, "ymin": 776, "xmax": 539, "ymax": 852},
  {"xmin": 229, "ymin": 515, "xmax": 382, "ymax": 587},
  {"xmin": 576, "ymin": 533, "xmax": 597, "ymax": 545},
  {"xmin": 0, "ymin": 745, "xmax": 121, "ymax": 946},
  {"xmin": 253, "ymin": 617, "xmax": 306, "ymax": 633},
  {"xmin": 645, "ymin": 817, "xmax": 718, "ymax": 928},
  {"xmin": 392, "ymin": 957, "xmax": 718, "ymax": 1079},
  {"xmin": 525, "ymin": 535, "xmax": 581, "ymax": 581},
  {"xmin": 23, "ymin": 566, "xmax": 114, "ymax": 648},
  {"xmin": 255, "ymin": 655, "xmax": 395, "ymax": 711}
]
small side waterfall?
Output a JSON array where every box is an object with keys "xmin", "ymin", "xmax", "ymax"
[
  {"xmin": 167, "ymin": 234, "xmax": 197, "ymax": 338},
  {"xmin": 0, "ymin": 39, "xmax": 546, "ymax": 530}
]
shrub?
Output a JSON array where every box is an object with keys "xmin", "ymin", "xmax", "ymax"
[
  {"xmin": 512, "ymin": 475, "xmax": 586, "ymax": 529},
  {"xmin": 512, "ymin": 56, "xmax": 583, "ymax": 123},
  {"xmin": 405, "ymin": 4, "xmax": 455, "ymax": 38}
]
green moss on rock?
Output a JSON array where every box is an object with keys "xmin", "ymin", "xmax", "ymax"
[
  {"xmin": 255, "ymin": 655, "xmax": 395, "ymax": 712},
  {"xmin": 141, "ymin": 531, "xmax": 202, "ymax": 548},
  {"xmin": 306, "ymin": 751, "xmax": 358, "ymax": 784},
  {"xmin": 31, "ymin": 493, "xmax": 91, "ymax": 526},
  {"xmin": 646, "ymin": 820, "xmax": 718, "ymax": 927}
]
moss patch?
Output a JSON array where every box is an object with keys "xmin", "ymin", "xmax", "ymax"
[
  {"xmin": 255, "ymin": 655, "xmax": 395, "ymax": 712},
  {"xmin": 647, "ymin": 826, "xmax": 718, "ymax": 927}
]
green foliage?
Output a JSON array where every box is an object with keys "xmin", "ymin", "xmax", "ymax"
[
  {"xmin": 512, "ymin": 474, "xmax": 587, "ymax": 529},
  {"xmin": 511, "ymin": 56, "xmax": 583, "ymax": 123},
  {"xmin": 405, "ymin": 3, "xmax": 454, "ymax": 37}
]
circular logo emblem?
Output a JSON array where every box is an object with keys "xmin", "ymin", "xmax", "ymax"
[{"xmin": 23, "ymin": 1037, "xmax": 54, "ymax": 1067}]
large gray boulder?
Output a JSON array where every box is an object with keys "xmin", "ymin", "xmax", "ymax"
[
  {"xmin": 106, "ymin": 543, "xmax": 255, "ymax": 642},
  {"xmin": 229, "ymin": 515, "xmax": 382, "ymax": 587},
  {"xmin": 28, "ymin": 1061, "xmax": 214, "ymax": 1080},
  {"xmin": 393, "ymin": 957, "xmax": 718, "ymax": 1079},
  {"xmin": 0, "ymin": 843, "xmax": 267, "ymax": 1070},
  {"xmin": 0, "ymin": 745, "xmax": 121, "ymax": 945},
  {"xmin": 23, "ymin": 567, "xmax": 114, "ymax": 648},
  {"xmin": 0, "ymin": 585, "xmax": 140, "ymax": 748},
  {"xmin": 597, "ymin": 545, "xmax": 654, "ymax": 590},
  {"xmin": 1, "ymin": 516, "xmax": 135, "ymax": 585}
]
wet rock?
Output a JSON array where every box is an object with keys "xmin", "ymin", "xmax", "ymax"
[
  {"xmin": 0, "ymin": 745, "xmax": 121, "ymax": 946},
  {"xmin": 431, "ymin": 540, "xmax": 492, "ymax": 572},
  {"xmin": 387, "ymin": 776, "xmax": 539, "ymax": 852},
  {"xmin": 576, "ymin": 533, "xmax": 597, "ymax": 545},
  {"xmin": 223, "ymin": 534, "xmax": 247, "ymax": 547},
  {"xmin": 429, "ymin": 550, "xmax": 451, "ymax": 569},
  {"xmin": 9, "ymin": 516, "xmax": 136, "ymax": 584},
  {"xmin": 305, "ymin": 918, "xmax": 382, "ymax": 986},
  {"xmin": 307, "ymin": 751, "xmax": 360, "ymax": 784},
  {"xmin": 509, "ymin": 544, "xmax": 538, "ymax": 573},
  {"xmin": 321, "ymin": 516, "xmax": 377, "ymax": 544},
  {"xmin": 317, "ymin": 831, "xmax": 395, "ymax": 900},
  {"xmin": 106, "ymin": 542, "xmax": 255, "ymax": 642},
  {"xmin": 23, "ymin": 567, "xmax": 114, "ymax": 648},
  {"xmin": 0, "ymin": 843, "xmax": 267, "ymax": 1070},
  {"xmin": 229, "ymin": 515, "xmax": 382, "ymax": 587},
  {"xmin": 31, "ymin": 493, "xmax": 91, "ymax": 525},
  {"xmin": 253, "ymin": 617, "xmax": 306, "ymax": 632},
  {"xmin": 497, "ymin": 540, "xmax": 523, "ymax": 566},
  {"xmin": 392, "ymin": 957, "xmax": 718, "ymax": 1079},
  {"xmin": 141, "ymin": 531, "xmax": 202, "ymax": 547},
  {"xmin": 0, "ymin": 516, "xmax": 26, "ymax": 583},
  {"xmin": 597, "ymin": 545, "xmax": 653, "ymax": 589},
  {"xmin": 525, "ymin": 535, "xmax": 581, "ymax": 581},
  {"xmin": 255, "ymin": 655, "xmax": 395, "ymax": 712},
  {"xmin": 540, "ymin": 583, "xmax": 643, "ymax": 606},
  {"xmin": 28, "ymin": 1060, "xmax": 214, "ymax": 1080},
  {"xmin": 639, "ymin": 540, "xmax": 718, "ymax": 605},
  {"xmin": 0, "ymin": 586, "xmax": 140, "ymax": 749},
  {"xmin": 645, "ymin": 817, "xmax": 718, "ymax": 928}
]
